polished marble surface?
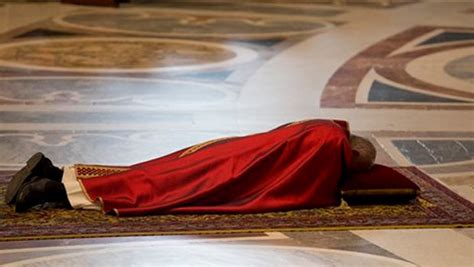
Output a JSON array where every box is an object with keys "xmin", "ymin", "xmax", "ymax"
[
  {"xmin": 0, "ymin": 77, "xmax": 235, "ymax": 106},
  {"xmin": 2, "ymin": 244, "xmax": 415, "ymax": 267},
  {"xmin": 55, "ymin": 9, "xmax": 333, "ymax": 39},
  {"xmin": 353, "ymin": 229, "xmax": 474, "ymax": 267},
  {"xmin": 0, "ymin": 0, "xmax": 473, "ymax": 266},
  {"xmin": 131, "ymin": 1, "xmax": 344, "ymax": 17},
  {"xmin": 0, "ymin": 37, "xmax": 258, "ymax": 73},
  {"xmin": 0, "ymin": 233, "xmax": 416, "ymax": 266},
  {"xmin": 392, "ymin": 139, "xmax": 473, "ymax": 165}
]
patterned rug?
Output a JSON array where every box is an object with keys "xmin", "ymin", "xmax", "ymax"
[{"xmin": 1, "ymin": 167, "xmax": 473, "ymax": 241}]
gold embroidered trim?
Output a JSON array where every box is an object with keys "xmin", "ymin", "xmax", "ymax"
[
  {"xmin": 284, "ymin": 119, "xmax": 312, "ymax": 127},
  {"xmin": 74, "ymin": 164, "xmax": 130, "ymax": 179},
  {"xmin": 179, "ymin": 137, "xmax": 235, "ymax": 158}
]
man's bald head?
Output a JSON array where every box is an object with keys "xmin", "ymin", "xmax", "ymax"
[{"xmin": 349, "ymin": 135, "xmax": 376, "ymax": 172}]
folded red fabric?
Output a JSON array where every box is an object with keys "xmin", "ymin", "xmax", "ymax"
[
  {"xmin": 342, "ymin": 164, "xmax": 420, "ymax": 205},
  {"xmin": 80, "ymin": 119, "xmax": 353, "ymax": 216}
]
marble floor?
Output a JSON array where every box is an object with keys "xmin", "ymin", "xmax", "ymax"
[{"xmin": 0, "ymin": 0, "xmax": 473, "ymax": 266}]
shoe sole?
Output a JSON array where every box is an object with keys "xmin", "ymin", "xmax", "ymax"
[
  {"xmin": 14, "ymin": 180, "xmax": 33, "ymax": 213},
  {"xmin": 5, "ymin": 153, "xmax": 45, "ymax": 204}
]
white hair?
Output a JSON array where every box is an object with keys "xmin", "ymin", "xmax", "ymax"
[{"xmin": 349, "ymin": 135, "xmax": 376, "ymax": 171}]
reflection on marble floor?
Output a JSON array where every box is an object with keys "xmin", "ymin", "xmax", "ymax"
[
  {"xmin": 0, "ymin": 232, "xmax": 416, "ymax": 266},
  {"xmin": 0, "ymin": 130, "xmax": 227, "ymax": 167},
  {"xmin": 0, "ymin": 0, "xmax": 473, "ymax": 266},
  {"xmin": 2, "ymin": 243, "xmax": 415, "ymax": 267},
  {"xmin": 0, "ymin": 77, "xmax": 235, "ymax": 106}
]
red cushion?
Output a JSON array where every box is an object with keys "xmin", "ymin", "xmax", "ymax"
[{"xmin": 341, "ymin": 164, "xmax": 420, "ymax": 205}]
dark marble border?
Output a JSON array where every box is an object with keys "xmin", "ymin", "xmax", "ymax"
[{"xmin": 320, "ymin": 26, "xmax": 474, "ymax": 109}]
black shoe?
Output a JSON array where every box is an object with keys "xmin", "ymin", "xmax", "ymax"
[
  {"xmin": 15, "ymin": 177, "xmax": 68, "ymax": 213},
  {"xmin": 5, "ymin": 153, "xmax": 63, "ymax": 205}
]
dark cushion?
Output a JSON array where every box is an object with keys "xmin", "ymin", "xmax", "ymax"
[{"xmin": 341, "ymin": 164, "xmax": 420, "ymax": 205}]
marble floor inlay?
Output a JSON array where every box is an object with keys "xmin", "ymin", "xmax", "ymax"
[
  {"xmin": 0, "ymin": 37, "xmax": 260, "ymax": 73},
  {"xmin": 321, "ymin": 26, "xmax": 474, "ymax": 109},
  {"xmin": 54, "ymin": 9, "xmax": 335, "ymax": 39},
  {"xmin": 0, "ymin": 77, "xmax": 236, "ymax": 106}
]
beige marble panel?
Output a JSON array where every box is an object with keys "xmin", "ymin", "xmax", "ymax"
[
  {"xmin": 0, "ymin": 3, "xmax": 78, "ymax": 34},
  {"xmin": 352, "ymin": 229, "xmax": 474, "ymax": 267}
]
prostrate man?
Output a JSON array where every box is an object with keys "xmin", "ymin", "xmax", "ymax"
[{"xmin": 5, "ymin": 119, "xmax": 376, "ymax": 216}]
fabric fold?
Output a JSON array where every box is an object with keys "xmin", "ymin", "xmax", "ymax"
[{"xmin": 80, "ymin": 119, "xmax": 353, "ymax": 216}]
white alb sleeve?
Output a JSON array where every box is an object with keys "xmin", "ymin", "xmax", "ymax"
[{"xmin": 62, "ymin": 165, "xmax": 100, "ymax": 210}]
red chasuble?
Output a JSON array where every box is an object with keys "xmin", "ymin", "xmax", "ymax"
[{"xmin": 79, "ymin": 120, "xmax": 353, "ymax": 216}]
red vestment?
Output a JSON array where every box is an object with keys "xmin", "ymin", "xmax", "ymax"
[{"xmin": 79, "ymin": 119, "xmax": 353, "ymax": 216}]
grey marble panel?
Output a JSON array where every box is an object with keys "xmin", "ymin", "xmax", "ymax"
[
  {"xmin": 0, "ymin": 78, "xmax": 232, "ymax": 106},
  {"xmin": 0, "ymin": 111, "xmax": 191, "ymax": 123},
  {"xmin": 14, "ymin": 29, "xmax": 80, "ymax": 39},
  {"xmin": 62, "ymin": 12, "xmax": 326, "ymax": 36},
  {"xmin": 392, "ymin": 139, "xmax": 474, "ymax": 165},
  {"xmin": 420, "ymin": 31, "xmax": 474, "ymax": 46},
  {"xmin": 135, "ymin": 1, "xmax": 344, "ymax": 17},
  {"xmin": 0, "ymin": 130, "xmax": 222, "ymax": 167},
  {"xmin": 368, "ymin": 80, "xmax": 467, "ymax": 103},
  {"xmin": 445, "ymin": 55, "xmax": 474, "ymax": 82}
]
